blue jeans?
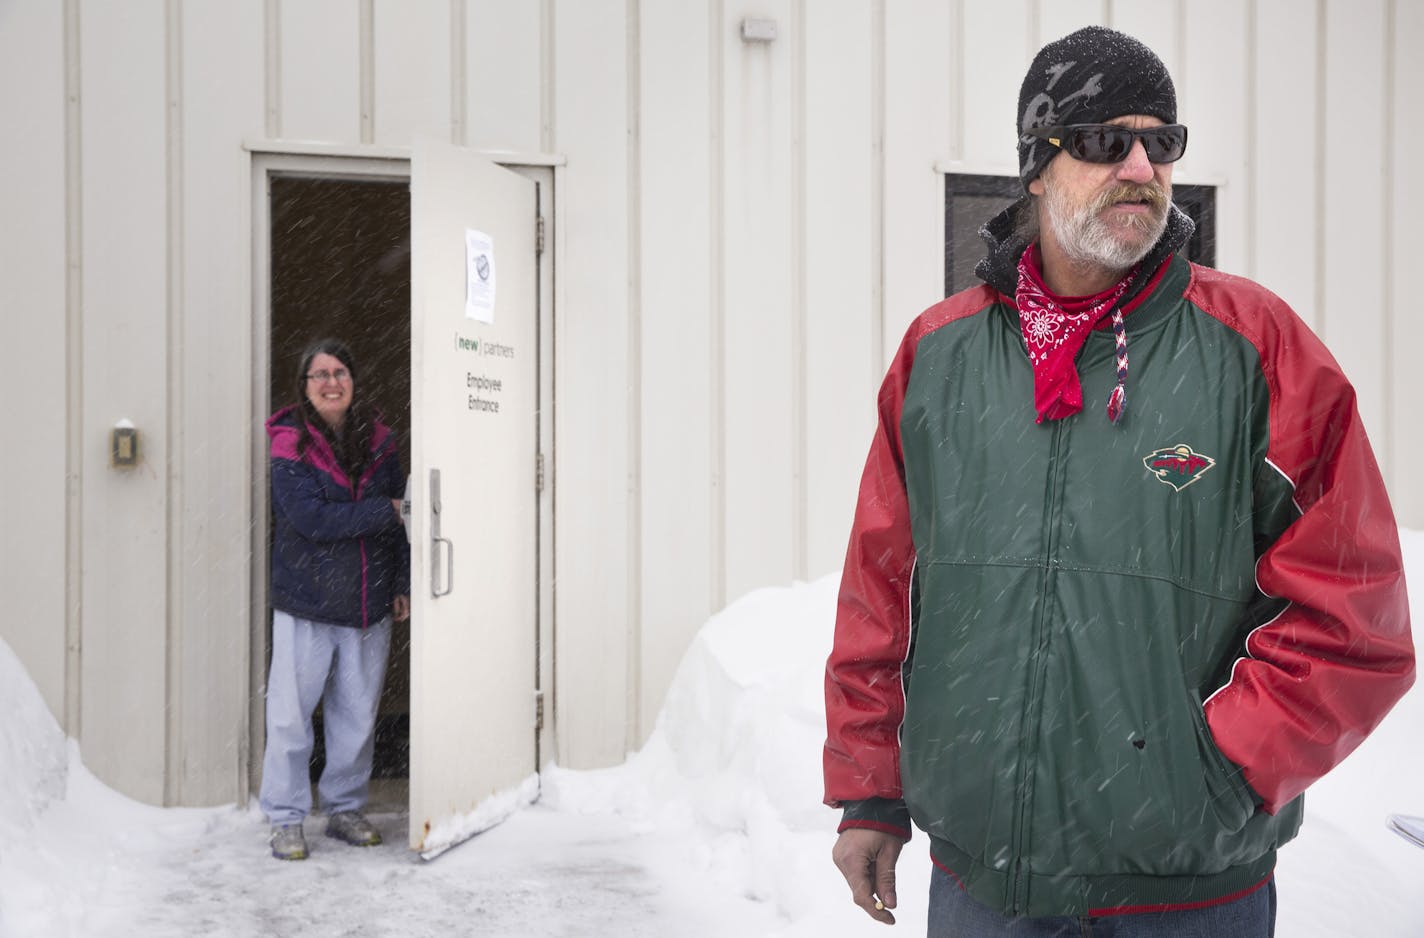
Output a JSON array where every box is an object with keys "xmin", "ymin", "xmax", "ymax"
[{"xmin": 927, "ymin": 865, "xmax": 1276, "ymax": 937}]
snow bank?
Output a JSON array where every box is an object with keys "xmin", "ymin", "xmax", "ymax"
[
  {"xmin": 0, "ymin": 638, "xmax": 67, "ymax": 838},
  {"xmin": 1, "ymin": 539, "xmax": 1420, "ymax": 936},
  {"xmin": 546, "ymin": 549, "xmax": 1424, "ymax": 935},
  {"xmin": 544, "ymin": 578, "xmax": 934, "ymax": 932},
  {"xmin": 652, "ymin": 577, "xmax": 833, "ymax": 831},
  {"xmin": 0, "ymin": 639, "xmax": 244, "ymax": 938},
  {"xmin": 638, "ymin": 578, "xmax": 847, "ymax": 919}
]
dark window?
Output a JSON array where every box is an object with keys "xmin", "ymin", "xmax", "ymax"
[{"xmin": 942, "ymin": 174, "xmax": 1216, "ymax": 296}]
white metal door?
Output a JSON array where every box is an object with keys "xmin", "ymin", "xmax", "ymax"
[{"xmin": 408, "ymin": 139, "xmax": 539, "ymax": 857}]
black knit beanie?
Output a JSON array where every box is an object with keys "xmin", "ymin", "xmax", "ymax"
[{"xmin": 1017, "ymin": 26, "xmax": 1177, "ymax": 192}]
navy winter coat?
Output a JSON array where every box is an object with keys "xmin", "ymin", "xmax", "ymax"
[{"xmin": 267, "ymin": 406, "xmax": 409, "ymax": 628}]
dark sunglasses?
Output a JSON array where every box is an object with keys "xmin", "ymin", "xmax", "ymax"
[{"xmin": 1024, "ymin": 123, "xmax": 1188, "ymax": 164}]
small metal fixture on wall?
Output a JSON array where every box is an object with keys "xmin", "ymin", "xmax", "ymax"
[
  {"xmin": 111, "ymin": 419, "xmax": 139, "ymax": 468},
  {"xmin": 740, "ymin": 17, "xmax": 777, "ymax": 43}
]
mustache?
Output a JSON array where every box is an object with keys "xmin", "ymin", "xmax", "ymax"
[{"xmin": 1094, "ymin": 182, "xmax": 1170, "ymax": 214}]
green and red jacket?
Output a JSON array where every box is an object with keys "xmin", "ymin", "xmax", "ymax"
[{"xmin": 823, "ymin": 207, "xmax": 1415, "ymax": 918}]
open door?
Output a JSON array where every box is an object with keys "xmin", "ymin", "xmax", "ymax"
[{"xmin": 408, "ymin": 139, "xmax": 540, "ymax": 857}]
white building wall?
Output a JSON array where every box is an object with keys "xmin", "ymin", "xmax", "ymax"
[
  {"xmin": 549, "ymin": 0, "xmax": 635, "ymax": 766},
  {"xmin": 462, "ymin": 0, "xmax": 545, "ymax": 152},
  {"xmin": 176, "ymin": 0, "xmax": 266, "ymax": 806},
  {"xmin": 1392, "ymin": 1, "xmax": 1424, "ymax": 519},
  {"xmin": 372, "ymin": 0, "xmax": 450, "ymax": 147},
  {"xmin": 883, "ymin": 1, "xmax": 952, "ymax": 353},
  {"xmin": 0, "ymin": 0, "xmax": 69, "ymax": 726},
  {"xmin": 801, "ymin": 0, "xmax": 879, "ymax": 630},
  {"xmin": 76, "ymin": 0, "xmax": 171, "ymax": 806},
  {"xmin": 277, "ymin": 1, "xmax": 361, "ymax": 143},
  {"xmin": 1, "ymin": 0, "xmax": 1420, "ymax": 806},
  {"xmin": 1321, "ymin": 0, "xmax": 1389, "ymax": 464},
  {"xmin": 636, "ymin": 1, "xmax": 715, "ymax": 747}
]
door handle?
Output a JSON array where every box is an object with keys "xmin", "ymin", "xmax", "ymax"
[
  {"xmin": 430, "ymin": 468, "xmax": 454, "ymax": 598},
  {"xmin": 433, "ymin": 536, "xmax": 454, "ymax": 598}
]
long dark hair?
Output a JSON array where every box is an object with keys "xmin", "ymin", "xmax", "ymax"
[{"xmin": 292, "ymin": 338, "xmax": 379, "ymax": 480}]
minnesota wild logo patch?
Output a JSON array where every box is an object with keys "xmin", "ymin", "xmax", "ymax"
[{"xmin": 1143, "ymin": 443, "xmax": 1216, "ymax": 492}]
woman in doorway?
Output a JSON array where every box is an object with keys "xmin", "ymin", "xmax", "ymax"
[{"xmin": 261, "ymin": 338, "xmax": 410, "ymax": 861}]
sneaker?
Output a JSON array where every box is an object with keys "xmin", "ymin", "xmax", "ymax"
[
  {"xmin": 325, "ymin": 810, "xmax": 382, "ymax": 847},
  {"xmin": 269, "ymin": 823, "xmax": 308, "ymax": 861}
]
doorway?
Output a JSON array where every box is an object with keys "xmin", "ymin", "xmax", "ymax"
[
  {"xmin": 267, "ymin": 174, "xmax": 414, "ymax": 804},
  {"xmin": 249, "ymin": 149, "xmax": 558, "ymax": 853}
]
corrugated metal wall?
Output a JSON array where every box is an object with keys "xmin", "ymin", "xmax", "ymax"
[{"xmin": 2, "ymin": 0, "xmax": 1419, "ymax": 806}]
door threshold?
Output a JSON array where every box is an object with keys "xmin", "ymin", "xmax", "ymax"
[{"xmin": 366, "ymin": 777, "xmax": 409, "ymax": 815}]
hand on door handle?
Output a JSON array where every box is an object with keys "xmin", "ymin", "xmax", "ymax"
[{"xmin": 429, "ymin": 467, "xmax": 453, "ymax": 597}]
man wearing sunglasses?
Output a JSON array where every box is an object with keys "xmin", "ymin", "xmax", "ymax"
[{"xmin": 825, "ymin": 25, "xmax": 1413, "ymax": 937}]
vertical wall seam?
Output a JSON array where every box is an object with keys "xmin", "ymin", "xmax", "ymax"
[
  {"xmin": 872, "ymin": 0, "xmax": 885, "ymax": 377},
  {"xmin": 164, "ymin": 0, "xmax": 185, "ymax": 806},
  {"xmin": 1382, "ymin": 0, "xmax": 1396, "ymax": 482},
  {"xmin": 264, "ymin": 0, "xmax": 279, "ymax": 138},
  {"xmin": 1244, "ymin": 0, "xmax": 1257, "ymax": 278},
  {"xmin": 1313, "ymin": 0, "xmax": 1327, "ymax": 336},
  {"xmin": 791, "ymin": 0, "xmax": 807, "ymax": 582},
  {"xmin": 63, "ymin": 0, "xmax": 84, "ymax": 741},
  {"xmin": 246, "ymin": 155, "xmax": 271, "ymax": 804},
  {"xmin": 709, "ymin": 0, "xmax": 726, "ymax": 613},
  {"xmin": 538, "ymin": 0, "xmax": 558, "ymax": 765},
  {"xmin": 359, "ymin": 0, "xmax": 374, "ymax": 143},
  {"xmin": 949, "ymin": 0, "xmax": 963, "ymax": 165},
  {"xmin": 450, "ymin": 0, "xmax": 466, "ymax": 145},
  {"xmin": 1174, "ymin": 0, "xmax": 1186, "ymax": 100},
  {"xmin": 1026, "ymin": 0, "xmax": 1040, "ymax": 59},
  {"xmin": 541, "ymin": 0, "xmax": 554, "ymax": 152},
  {"xmin": 625, "ymin": 0, "xmax": 644, "ymax": 748}
]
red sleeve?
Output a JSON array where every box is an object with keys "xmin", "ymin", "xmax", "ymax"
[
  {"xmin": 823, "ymin": 290, "xmax": 996, "ymax": 807},
  {"xmin": 822, "ymin": 333, "xmax": 917, "ymax": 807},
  {"xmin": 1190, "ymin": 268, "xmax": 1416, "ymax": 814}
]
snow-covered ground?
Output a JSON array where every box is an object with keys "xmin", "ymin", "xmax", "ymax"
[{"xmin": 3, "ymin": 538, "xmax": 1423, "ymax": 937}]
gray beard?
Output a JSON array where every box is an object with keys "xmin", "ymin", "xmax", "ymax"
[{"xmin": 1043, "ymin": 184, "xmax": 1169, "ymax": 274}]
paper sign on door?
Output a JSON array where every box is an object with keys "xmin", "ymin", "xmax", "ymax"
[{"xmin": 465, "ymin": 229, "xmax": 496, "ymax": 323}]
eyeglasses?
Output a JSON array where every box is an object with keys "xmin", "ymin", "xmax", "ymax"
[
  {"xmin": 305, "ymin": 369, "xmax": 351, "ymax": 384},
  {"xmin": 1024, "ymin": 123, "xmax": 1188, "ymax": 165}
]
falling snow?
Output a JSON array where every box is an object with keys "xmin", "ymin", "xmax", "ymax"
[{"xmin": 2, "ymin": 562, "xmax": 1422, "ymax": 936}]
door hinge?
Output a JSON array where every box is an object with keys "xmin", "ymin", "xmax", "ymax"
[
  {"xmin": 536, "ymin": 215, "xmax": 545, "ymax": 255},
  {"xmin": 534, "ymin": 690, "xmax": 545, "ymax": 732},
  {"xmin": 535, "ymin": 452, "xmax": 545, "ymax": 493}
]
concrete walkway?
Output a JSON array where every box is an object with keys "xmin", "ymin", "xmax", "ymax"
[{"xmin": 121, "ymin": 800, "xmax": 785, "ymax": 938}]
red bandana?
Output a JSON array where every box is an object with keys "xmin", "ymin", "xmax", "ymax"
[{"xmin": 1015, "ymin": 247, "xmax": 1133, "ymax": 423}]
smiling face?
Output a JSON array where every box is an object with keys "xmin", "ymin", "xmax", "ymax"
[
  {"xmin": 1029, "ymin": 114, "xmax": 1174, "ymax": 285},
  {"xmin": 304, "ymin": 351, "xmax": 354, "ymax": 429}
]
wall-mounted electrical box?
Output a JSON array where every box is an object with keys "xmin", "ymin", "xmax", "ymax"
[{"xmin": 112, "ymin": 419, "xmax": 139, "ymax": 468}]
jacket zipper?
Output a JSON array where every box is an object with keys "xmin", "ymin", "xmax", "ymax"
[
  {"xmin": 1009, "ymin": 418, "xmax": 1066, "ymax": 915},
  {"xmin": 352, "ymin": 466, "xmax": 368, "ymax": 629},
  {"xmin": 309, "ymin": 423, "xmax": 389, "ymax": 630}
]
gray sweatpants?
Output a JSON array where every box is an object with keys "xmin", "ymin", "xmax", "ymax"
[{"xmin": 259, "ymin": 609, "xmax": 392, "ymax": 826}]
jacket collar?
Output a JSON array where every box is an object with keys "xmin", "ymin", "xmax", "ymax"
[
  {"xmin": 973, "ymin": 196, "xmax": 1195, "ymax": 308},
  {"xmin": 266, "ymin": 404, "xmax": 392, "ymax": 453},
  {"xmin": 265, "ymin": 404, "xmax": 393, "ymax": 491}
]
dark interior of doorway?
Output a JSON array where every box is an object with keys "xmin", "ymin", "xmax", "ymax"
[{"xmin": 268, "ymin": 175, "xmax": 412, "ymax": 786}]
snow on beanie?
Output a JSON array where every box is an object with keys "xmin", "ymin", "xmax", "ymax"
[{"xmin": 1016, "ymin": 26, "xmax": 1177, "ymax": 192}]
